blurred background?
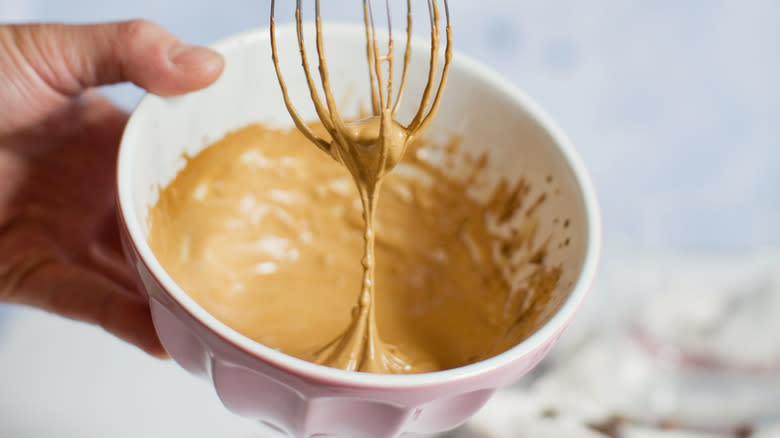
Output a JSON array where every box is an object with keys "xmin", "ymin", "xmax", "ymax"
[{"xmin": 1, "ymin": 1, "xmax": 778, "ymax": 437}]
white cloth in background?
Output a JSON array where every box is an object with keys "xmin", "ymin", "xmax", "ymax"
[{"xmin": 455, "ymin": 249, "xmax": 780, "ymax": 438}]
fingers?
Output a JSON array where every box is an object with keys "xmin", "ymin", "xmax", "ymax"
[
  {"xmin": 7, "ymin": 260, "xmax": 167, "ymax": 358},
  {"xmin": 97, "ymin": 206, "xmax": 126, "ymax": 256},
  {"xmin": 89, "ymin": 202, "xmax": 142, "ymax": 294},
  {"xmin": 87, "ymin": 241, "xmax": 140, "ymax": 294},
  {"xmin": 7, "ymin": 20, "xmax": 224, "ymax": 97}
]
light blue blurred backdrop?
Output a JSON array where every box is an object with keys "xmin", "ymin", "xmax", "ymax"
[{"xmin": 2, "ymin": 0, "xmax": 778, "ymax": 249}]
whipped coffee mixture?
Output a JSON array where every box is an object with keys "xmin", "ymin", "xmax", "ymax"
[{"xmin": 148, "ymin": 123, "xmax": 561, "ymax": 373}]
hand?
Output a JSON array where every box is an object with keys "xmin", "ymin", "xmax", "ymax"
[{"xmin": 0, "ymin": 20, "xmax": 224, "ymax": 357}]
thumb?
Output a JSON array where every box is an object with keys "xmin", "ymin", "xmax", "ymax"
[{"xmin": 8, "ymin": 20, "xmax": 225, "ymax": 97}]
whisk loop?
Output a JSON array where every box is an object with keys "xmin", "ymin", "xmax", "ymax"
[{"xmin": 270, "ymin": 0, "xmax": 452, "ymax": 179}]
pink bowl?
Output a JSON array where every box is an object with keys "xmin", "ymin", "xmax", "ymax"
[{"xmin": 117, "ymin": 24, "xmax": 601, "ymax": 437}]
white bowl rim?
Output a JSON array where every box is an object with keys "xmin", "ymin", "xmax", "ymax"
[{"xmin": 117, "ymin": 22, "xmax": 602, "ymax": 388}]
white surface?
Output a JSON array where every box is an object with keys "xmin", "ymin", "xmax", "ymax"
[
  {"xmin": 0, "ymin": 307, "xmax": 263, "ymax": 438},
  {"xmin": 637, "ymin": 251, "xmax": 780, "ymax": 365}
]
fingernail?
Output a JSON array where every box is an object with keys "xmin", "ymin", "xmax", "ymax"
[{"xmin": 168, "ymin": 43, "xmax": 223, "ymax": 71}]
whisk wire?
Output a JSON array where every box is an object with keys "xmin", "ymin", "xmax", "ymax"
[
  {"xmin": 269, "ymin": 0, "xmax": 331, "ymax": 153},
  {"xmin": 411, "ymin": 0, "xmax": 452, "ymax": 138},
  {"xmin": 365, "ymin": 1, "xmax": 386, "ymax": 111},
  {"xmin": 294, "ymin": 0, "xmax": 336, "ymax": 137},
  {"xmin": 362, "ymin": 1, "xmax": 381, "ymax": 114},
  {"xmin": 391, "ymin": 0, "xmax": 413, "ymax": 116},
  {"xmin": 384, "ymin": 0, "xmax": 394, "ymax": 112},
  {"xmin": 407, "ymin": 0, "xmax": 439, "ymax": 132},
  {"xmin": 314, "ymin": 0, "xmax": 351, "ymax": 147}
]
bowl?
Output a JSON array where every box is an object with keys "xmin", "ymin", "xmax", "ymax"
[{"xmin": 117, "ymin": 23, "xmax": 601, "ymax": 438}]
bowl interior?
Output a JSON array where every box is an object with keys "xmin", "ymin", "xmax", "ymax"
[{"xmin": 118, "ymin": 24, "xmax": 598, "ymax": 382}]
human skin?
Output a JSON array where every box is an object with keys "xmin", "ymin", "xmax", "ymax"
[{"xmin": 0, "ymin": 20, "xmax": 224, "ymax": 357}]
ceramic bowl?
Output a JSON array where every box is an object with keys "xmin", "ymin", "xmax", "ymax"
[{"xmin": 117, "ymin": 24, "xmax": 601, "ymax": 438}]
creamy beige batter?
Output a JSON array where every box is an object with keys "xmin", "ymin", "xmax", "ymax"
[{"xmin": 148, "ymin": 123, "xmax": 561, "ymax": 373}]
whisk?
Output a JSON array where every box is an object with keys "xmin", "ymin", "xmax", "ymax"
[
  {"xmin": 269, "ymin": 0, "xmax": 452, "ymax": 373},
  {"xmin": 269, "ymin": 0, "xmax": 452, "ymax": 184}
]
